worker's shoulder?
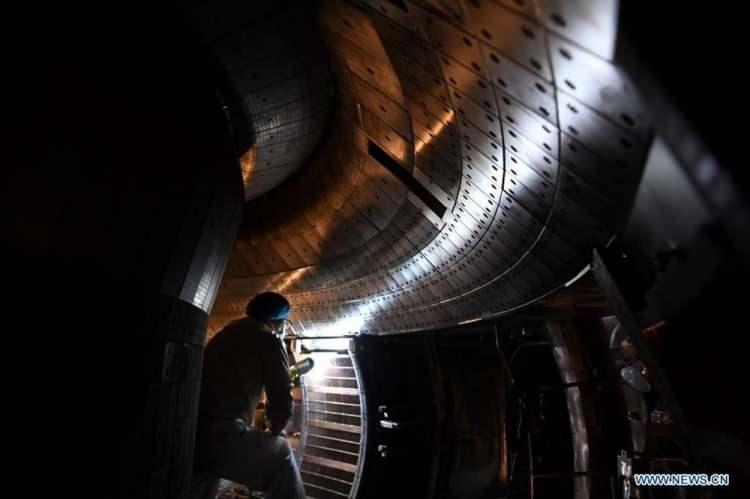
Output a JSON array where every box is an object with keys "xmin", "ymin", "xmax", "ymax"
[
  {"xmin": 212, "ymin": 317, "xmax": 268, "ymax": 344},
  {"xmin": 223, "ymin": 316, "xmax": 257, "ymax": 331}
]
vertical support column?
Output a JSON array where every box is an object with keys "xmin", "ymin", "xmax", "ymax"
[
  {"xmin": 121, "ymin": 297, "xmax": 206, "ymax": 499},
  {"xmin": 121, "ymin": 176, "xmax": 243, "ymax": 499}
]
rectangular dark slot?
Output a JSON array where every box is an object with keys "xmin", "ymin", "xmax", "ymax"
[
  {"xmin": 386, "ymin": 0, "xmax": 408, "ymax": 12},
  {"xmin": 367, "ymin": 140, "xmax": 447, "ymax": 219}
]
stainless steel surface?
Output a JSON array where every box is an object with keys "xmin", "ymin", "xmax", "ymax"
[
  {"xmin": 298, "ymin": 351, "xmax": 366, "ymax": 499},
  {"xmin": 209, "ymin": 0, "xmax": 652, "ymax": 337},
  {"xmin": 197, "ymin": 2, "xmax": 336, "ymax": 201}
]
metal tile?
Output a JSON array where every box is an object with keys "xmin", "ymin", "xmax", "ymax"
[
  {"xmin": 558, "ymin": 95, "xmax": 648, "ymax": 179},
  {"xmin": 402, "ymin": 80, "xmax": 457, "ymax": 130},
  {"xmin": 496, "ymin": 91, "xmax": 559, "ymax": 157},
  {"xmin": 455, "ymin": 192, "xmax": 493, "ymax": 226},
  {"xmin": 411, "ymin": 117, "xmax": 461, "ymax": 164},
  {"xmin": 439, "ymin": 53, "xmax": 496, "ymax": 113},
  {"xmin": 269, "ymin": 236, "xmax": 308, "ymax": 270},
  {"xmin": 313, "ymin": 217, "xmax": 355, "ymax": 258},
  {"xmin": 361, "ymin": 0, "xmax": 428, "ymax": 39},
  {"xmin": 459, "ymin": 118, "xmax": 504, "ymax": 164},
  {"xmin": 503, "ymin": 185, "xmax": 549, "ymax": 226},
  {"xmin": 422, "ymin": 10, "xmax": 486, "ymax": 75},
  {"xmin": 462, "ymin": 161, "xmax": 502, "ymax": 198},
  {"xmin": 349, "ymin": 71, "xmax": 413, "ymax": 139},
  {"xmin": 548, "ymin": 191, "xmax": 611, "ymax": 250},
  {"xmin": 537, "ymin": 0, "xmax": 619, "ymax": 60},
  {"xmin": 369, "ymin": 12, "xmax": 440, "ymax": 74},
  {"xmin": 549, "ymin": 35, "xmax": 650, "ymax": 142},
  {"xmin": 531, "ymin": 227, "xmax": 585, "ymax": 277},
  {"xmin": 406, "ymin": 191, "xmax": 445, "ymax": 227},
  {"xmin": 464, "ymin": 0, "xmax": 552, "ymax": 80},
  {"xmin": 559, "ymin": 134, "xmax": 639, "ymax": 201},
  {"xmin": 506, "ymin": 154, "xmax": 554, "ymax": 215},
  {"xmin": 415, "ymin": 146, "xmax": 462, "ymax": 182},
  {"xmin": 362, "ymin": 156, "xmax": 409, "ymax": 204},
  {"xmin": 480, "ymin": 42, "xmax": 558, "ymax": 124},
  {"xmin": 358, "ymin": 110, "xmax": 413, "ymax": 168},
  {"xmin": 389, "ymin": 48, "xmax": 450, "ymax": 104},
  {"xmin": 451, "ymin": 87, "xmax": 503, "ymax": 142}
]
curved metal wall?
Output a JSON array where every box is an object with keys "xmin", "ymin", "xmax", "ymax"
[
  {"xmin": 193, "ymin": 1, "xmax": 336, "ymax": 201},
  {"xmin": 210, "ymin": 0, "xmax": 652, "ymax": 337}
]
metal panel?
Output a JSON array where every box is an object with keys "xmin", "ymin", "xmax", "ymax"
[
  {"xmin": 538, "ymin": 0, "xmax": 619, "ymax": 60},
  {"xmin": 480, "ymin": 42, "xmax": 557, "ymax": 124},
  {"xmin": 361, "ymin": 0, "xmax": 428, "ymax": 39},
  {"xmin": 549, "ymin": 34, "xmax": 650, "ymax": 142},
  {"xmin": 269, "ymin": 237, "xmax": 309, "ymax": 270},
  {"xmin": 389, "ymin": 48, "xmax": 451, "ymax": 104},
  {"xmin": 402, "ymin": 80, "xmax": 457, "ymax": 130},
  {"xmin": 557, "ymin": 91, "xmax": 646, "ymax": 171},
  {"xmin": 350, "ymin": 71, "xmax": 413, "ymax": 140},
  {"xmin": 505, "ymin": 154, "xmax": 554, "ymax": 221},
  {"xmin": 464, "ymin": 0, "xmax": 552, "ymax": 80},
  {"xmin": 459, "ymin": 118, "xmax": 504, "ymax": 164},
  {"xmin": 462, "ymin": 162, "xmax": 501, "ymax": 199},
  {"xmin": 358, "ymin": 111, "xmax": 413, "ymax": 168},
  {"xmin": 369, "ymin": 11, "xmax": 440, "ymax": 75},
  {"xmin": 557, "ymin": 168, "xmax": 617, "ymax": 228},
  {"xmin": 423, "ymin": 10, "xmax": 487, "ymax": 76},
  {"xmin": 548, "ymin": 191, "xmax": 611, "ymax": 250},
  {"xmin": 413, "ymin": 166, "xmax": 454, "ymax": 207},
  {"xmin": 496, "ymin": 92, "xmax": 559, "ymax": 157},
  {"xmin": 452, "ymin": 88, "xmax": 503, "ymax": 141},
  {"xmin": 439, "ymin": 53, "xmax": 496, "ymax": 113}
]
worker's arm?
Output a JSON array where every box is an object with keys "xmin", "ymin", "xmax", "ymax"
[{"xmin": 262, "ymin": 333, "xmax": 293, "ymax": 435}]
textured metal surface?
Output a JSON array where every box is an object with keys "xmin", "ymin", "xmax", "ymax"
[
  {"xmin": 300, "ymin": 352, "xmax": 366, "ymax": 499},
  {"xmin": 209, "ymin": 0, "xmax": 652, "ymax": 337},
  {"xmin": 196, "ymin": 2, "xmax": 336, "ymax": 201}
]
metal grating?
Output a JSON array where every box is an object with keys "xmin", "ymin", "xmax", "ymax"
[{"xmin": 300, "ymin": 352, "xmax": 366, "ymax": 499}]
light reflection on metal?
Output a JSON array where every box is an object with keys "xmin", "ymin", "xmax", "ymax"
[
  {"xmin": 276, "ymin": 267, "xmax": 314, "ymax": 293},
  {"xmin": 548, "ymin": 321, "xmax": 592, "ymax": 499},
  {"xmin": 300, "ymin": 353, "xmax": 330, "ymax": 386},
  {"xmin": 239, "ymin": 146, "xmax": 257, "ymax": 189},
  {"xmin": 564, "ymin": 264, "xmax": 591, "ymax": 288},
  {"xmin": 295, "ymin": 350, "xmax": 367, "ymax": 498},
  {"xmin": 457, "ymin": 316, "xmax": 482, "ymax": 325},
  {"xmin": 415, "ymin": 108, "xmax": 454, "ymax": 154},
  {"xmin": 210, "ymin": 0, "xmax": 652, "ymax": 336},
  {"xmin": 300, "ymin": 315, "xmax": 366, "ymax": 345}
]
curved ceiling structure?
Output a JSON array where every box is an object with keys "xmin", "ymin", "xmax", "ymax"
[
  {"xmin": 208, "ymin": 0, "xmax": 652, "ymax": 337},
  {"xmin": 14, "ymin": 3, "xmax": 750, "ymax": 498},
  {"xmin": 194, "ymin": 1, "xmax": 336, "ymax": 201}
]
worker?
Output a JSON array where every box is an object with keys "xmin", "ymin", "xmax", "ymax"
[{"xmin": 191, "ymin": 291, "xmax": 305, "ymax": 499}]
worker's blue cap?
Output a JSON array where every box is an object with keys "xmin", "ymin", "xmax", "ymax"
[{"xmin": 246, "ymin": 292, "xmax": 291, "ymax": 321}]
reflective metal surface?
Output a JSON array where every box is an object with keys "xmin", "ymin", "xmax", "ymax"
[
  {"xmin": 194, "ymin": 1, "xmax": 336, "ymax": 201},
  {"xmin": 298, "ymin": 351, "xmax": 367, "ymax": 499},
  {"xmin": 209, "ymin": 0, "xmax": 652, "ymax": 337}
]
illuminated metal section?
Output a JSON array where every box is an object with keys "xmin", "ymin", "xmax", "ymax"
[
  {"xmin": 226, "ymin": 0, "xmax": 417, "ymax": 278},
  {"xmin": 298, "ymin": 351, "xmax": 367, "ymax": 499},
  {"xmin": 210, "ymin": 0, "xmax": 652, "ymax": 336},
  {"xmin": 197, "ymin": 2, "xmax": 336, "ymax": 201}
]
